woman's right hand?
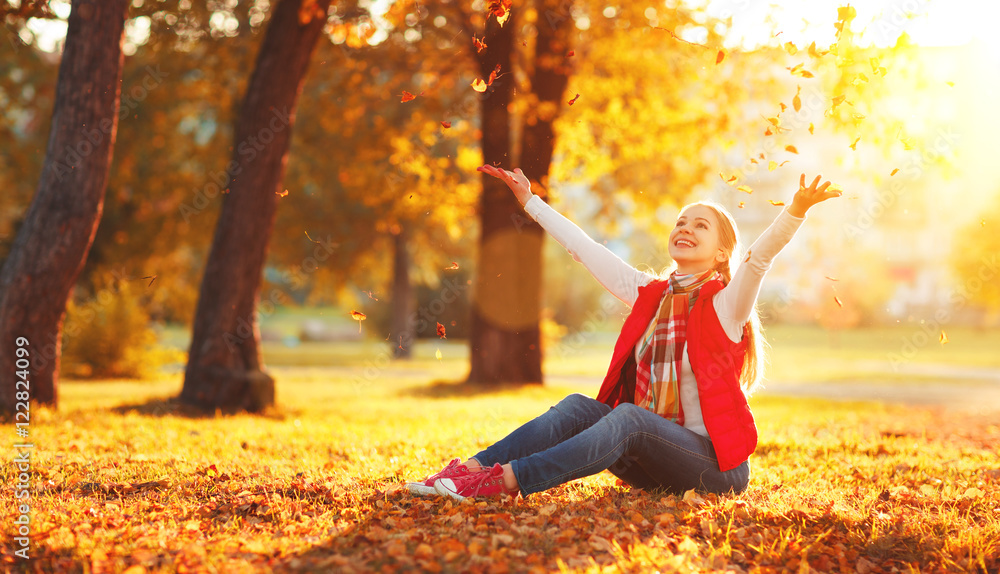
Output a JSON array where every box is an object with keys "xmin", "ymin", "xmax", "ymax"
[{"xmin": 477, "ymin": 164, "xmax": 533, "ymax": 207}]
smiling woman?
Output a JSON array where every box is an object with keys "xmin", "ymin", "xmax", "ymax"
[{"xmin": 404, "ymin": 165, "xmax": 840, "ymax": 502}]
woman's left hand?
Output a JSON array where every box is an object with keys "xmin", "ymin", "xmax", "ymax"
[{"xmin": 787, "ymin": 174, "xmax": 842, "ymax": 217}]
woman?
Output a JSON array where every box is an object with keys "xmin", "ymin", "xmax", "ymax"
[{"xmin": 407, "ymin": 166, "xmax": 840, "ymax": 501}]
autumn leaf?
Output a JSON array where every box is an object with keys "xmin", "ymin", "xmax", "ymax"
[
  {"xmin": 488, "ymin": 0, "xmax": 512, "ymax": 26},
  {"xmin": 350, "ymin": 310, "xmax": 367, "ymax": 333},
  {"xmin": 808, "ymin": 122, "xmax": 815, "ymax": 134},
  {"xmin": 400, "ymin": 91, "xmax": 416, "ymax": 103},
  {"xmin": 850, "ymin": 136, "xmax": 861, "ymax": 150},
  {"xmin": 716, "ymin": 49, "xmax": 725, "ymax": 64},
  {"xmin": 436, "ymin": 322, "xmax": 447, "ymax": 339},
  {"xmin": 825, "ymin": 276, "xmax": 839, "ymax": 281},
  {"xmin": 940, "ymin": 331, "xmax": 948, "ymax": 345},
  {"xmin": 488, "ymin": 63, "xmax": 502, "ymax": 85},
  {"xmin": 834, "ymin": 296, "xmax": 843, "ymax": 308},
  {"xmin": 900, "ymin": 136, "xmax": 916, "ymax": 150},
  {"xmin": 852, "ymin": 72, "xmax": 869, "ymax": 86},
  {"xmin": 768, "ymin": 200, "xmax": 785, "ymax": 206},
  {"xmin": 780, "ymin": 160, "xmax": 790, "ymax": 167},
  {"xmin": 785, "ymin": 145, "xmax": 798, "ymax": 154},
  {"xmin": 783, "ymin": 42, "xmax": 797, "ymax": 56},
  {"xmin": 768, "ymin": 161, "xmax": 778, "ymax": 172},
  {"xmin": 471, "ymin": 78, "xmax": 488, "ymax": 93},
  {"xmin": 276, "ymin": 189, "xmax": 289, "ymax": 198},
  {"xmin": 441, "ymin": 121, "xmax": 452, "ymax": 128},
  {"xmin": 473, "ymin": 36, "xmax": 487, "ymax": 53},
  {"xmin": 737, "ymin": 185, "xmax": 753, "ymax": 194},
  {"xmin": 566, "ymin": 50, "xmax": 574, "ymax": 57},
  {"xmin": 445, "ymin": 262, "xmax": 459, "ymax": 270},
  {"xmin": 568, "ymin": 93, "xmax": 580, "ymax": 105},
  {"xmin": 793, "ymin": 86, "xmax": 802, "ymax": 112},
  {"xmin": 766, "ymin": 116, "xmax": 781, "ymax": 127},
  {"xmin": 890, "ymin": 168, "xmax": 899, "ymax": 176},
  {"xmin": 435, "ymin": 348, "xmax": 443, "ymax": 361},
  {"xmin": 719, "ymin": 172, "xmax": 738, "ymax": 184},
  {"xmin": 764, "ymin": 126, "xmax": 773, "ymax": 136},
  {"xmin": 807, "ymin": 41, "xmax": 828, "ymax": 58},
  {"xmin": 737, "ymin": 201, "xmax": 745, "ymax": 208}
]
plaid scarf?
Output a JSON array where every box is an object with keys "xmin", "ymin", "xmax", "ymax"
[{"xmin": 634, "ymin": 269, "xmax": 722, "ymax": 422}]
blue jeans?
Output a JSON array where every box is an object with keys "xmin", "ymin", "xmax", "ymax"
[{"xmin": 472, "ymin": 393, "xmax": 750, "ymax": 497}]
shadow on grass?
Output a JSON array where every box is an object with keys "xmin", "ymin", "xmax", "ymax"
[
  {"xmin": 399, "ymin": 378, "xmax": 545, "ymax": 399},
  {"xmin": 110, "ymin": 396, "xmax": 294, "ymax": 420}
]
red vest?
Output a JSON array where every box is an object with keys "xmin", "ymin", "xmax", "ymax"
[{"xmin": 596, "ymin": 278, "xmax": 757, "ymax": 471}]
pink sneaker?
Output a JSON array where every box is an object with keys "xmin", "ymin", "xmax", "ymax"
[
  {"xmin": 406, "ymin": 458, "xmax": 470, "ymax": 496},
  {"xmin": 434, "ymin": 463, "xmax": 515, "ymax": 501}
]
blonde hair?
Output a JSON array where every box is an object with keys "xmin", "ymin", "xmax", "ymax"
[{"xmin": 669, "ymin": 200, "xmax": 768, "ymax": 395}]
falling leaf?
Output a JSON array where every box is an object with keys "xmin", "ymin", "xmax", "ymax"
[
  {"xmin": 445, "ymin": 262, "xmax": 460, "ymax": 270},
  {"xmin": 946, "ymin": 81, "xmax": 954, "ymax": 87},
  {"xmin": 766, "ymin": 116, "xmax": 780, "ymax": 127},
  {"xmin": 807, "ymin": 41, "xmax": 828, "ymax": 58},
  {"xmin": 850, "ymin": 136, "xmax": 860, "ymax": 150},
  {"xmin": 488, "ymin": 0, "xmax": 512, "ymax": 26},
  {"xmin": 779, "ymin": 102, "xmax": 787, "ymax": 112},
  {"xmin": 487, "ymin": 64, "xmax": 502, "ymax": 85},
  {"xmin": 350, "ymin": 310, "xmax": 367, "ymax": 333},
  {"xmin": 716, "ymin": 49, "xmax": 725, "ymax": 64},
  {"xmin": 435, "ymin": 348, "xmax": 443, "ymax": 361},
  {"xmin": 436, "ymin": 322, "xmax": 447, "ymax": 339},
  {"xmin": 785, "ymin": 145, "xmax": 798, "ymax": 154},
  {"xmin": 768, "ymin": 161, "xmax": 778, "ymax": 172},
  {"xmin": 568, "ymin": 93, "xmax": 580, "ymax": 105},
  {"xmin": 566, "ymin": 50, "xmax": 574, "ymax": 57},
  {"xmin": 737, "ymin": 201, "xmax": 745, "ymax": 208},
  {"xmin": 471, "ymin": 78, "xmax": 488, "ymax": 92},
  {"xmin": 890, "ymin": 168, "xmax": 899, "ymax": 176},
  {"xmin": 900, "ymin": 137, "xmax": 915, "ymax": 150},
  {"xmin": 737, "ymin": 185, "xmax": 753, "ymax": 194},
  {"xmin": 758, "ymin": 152, "xmax": 765, "ymax": 159},
  {"xmin": 852, "ymin": 73, "xmax": 869, "ymax": 86},
  {"xmin": 780, "ymin": 160, "xmax": 790, "ymax": 167},
  {"xmin": 744, "ymin": 249, "xmax": 752, "ymax": 262},
  {"xmin": 441, "ymin": 121, "xmax": 452, "ymax": 128},
  {"xmin": 783, "ymin": 42, "xmax": 798, "ymax": 55},
  {"xmin": 719, "ymin": 172, "xmax": 738, "ymax": 184},
  {"xmin": 831, "ymin": 94, "xmax": 847, "ymax": 108},
  {"xmin": 808, "ymin": 123, "xmax": 815, "ymax": 134},
  {"xmin": 400, "ymin": 91, "xmax": 417, "ymax": 103},
  {"xmin": 473, "ymin": 36, "xmax": 487, "ymax": 53},
  {"xmin": 764, "ymin": 126, "xmax": 773, "ymax": 136},
  {"xmin": 793, "ymin": 86, "xmax": 802, "ymax": 112},
  {"xmin": 276, "ymin": 189, "xmax": 289, "ymax": 197},
  {"xmin": 749, "ymin": 158, "xmax": 758, "ymax": 164},
  {"xmin": 825, "ymin": 276, "xmax": 839, "ymax": 281},
  {"xmin": 768, "ymin": 200, "xmax": 785, "ymax": 206},
  {"xmin": 851, "ymin": 112, "xmax": 866, "ymax": 121},
  {"xmin": 834, "ymin": 296, "xmax": 843, "ymax": 308},
  {"xmin": 939, "ymin": 331, "xmax": 948, "ymax": 345}
]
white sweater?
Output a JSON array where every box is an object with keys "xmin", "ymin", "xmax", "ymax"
[{"xmin": 524, "ymin": 195, "xmax": 805, "ymax": 437}]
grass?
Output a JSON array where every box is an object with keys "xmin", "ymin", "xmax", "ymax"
[{"xmin": 2, "ymin": 343, "xmax": 999, "ymax": 573}]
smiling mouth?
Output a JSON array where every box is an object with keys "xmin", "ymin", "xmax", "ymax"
[{"xmin": 675, "ymin": 239, "xmax": 696, "ymax": 248}]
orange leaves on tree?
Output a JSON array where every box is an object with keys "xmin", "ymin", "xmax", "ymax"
[
  {"xmin": 350, "ymin": 310, "xmax": 367, "ymax": 333},
  {"xmin": 473, "ymin": 36, "xmax": 487, "ymax": 53},
  {"xmin": 436, "ymin": 322, "xmax": 447, "ymax": 339},
  {"xmin": 568, "ymin": 93, "xmax": 580, "ymax": 105}
]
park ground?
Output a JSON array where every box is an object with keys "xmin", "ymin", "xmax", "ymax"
[{"xmin": 2, "ymin": 323, "xmax": 999, "ymax": 573}]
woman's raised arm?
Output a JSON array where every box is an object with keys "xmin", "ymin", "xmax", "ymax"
[{"xmin": 477, "ymin": 165, "xmax": 654, "ymax": 306}]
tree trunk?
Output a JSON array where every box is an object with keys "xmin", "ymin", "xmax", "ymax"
[
  {"xmin": 0, "ymin": 0, "xmax": 129, "ymax": 415},
  {"xmin": 180, "ymin": 0, "xmax": 331, "ymax": 412},
  {"xmin": 390, "ymin": 229, "xmax": 414, "ymax": 359},
  {"xmin": 467, "ymin": 9, "xmax": 546, "ymax": 386}
]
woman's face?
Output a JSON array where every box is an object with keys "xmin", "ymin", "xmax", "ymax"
[{"xmin": 668, "ymin": 204, "xmax": 728, "ymax": 274}]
